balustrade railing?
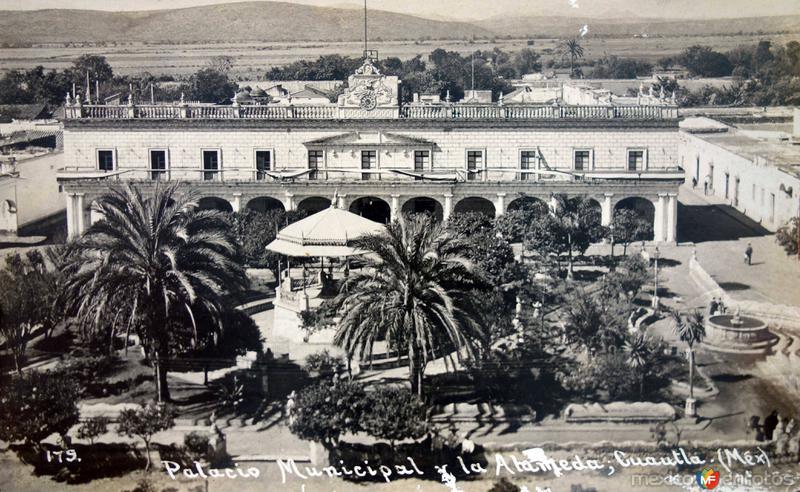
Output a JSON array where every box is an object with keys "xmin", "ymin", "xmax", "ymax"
[{"xmin": 67, "ymin": 102, "xmax": 678, "ymax": 121}]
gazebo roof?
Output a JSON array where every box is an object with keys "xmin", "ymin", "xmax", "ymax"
[{"xmin": 266, "ymin": 206, "xmax": 386, "ymax": 257}]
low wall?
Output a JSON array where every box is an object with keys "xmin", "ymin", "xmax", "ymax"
[{"xmin": 689, "ymin": 255, "xmax": 800, "ymax": 329}]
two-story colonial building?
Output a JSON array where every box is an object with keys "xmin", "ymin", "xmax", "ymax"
[{"xmin": 58, "ymin": 58, "xmax": 684, "ymax": 242}]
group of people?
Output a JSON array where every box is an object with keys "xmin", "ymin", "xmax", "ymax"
[
  {"xmin": 748, "ymin": 411, "xmax": 800, "ymax": 460},
  {"xmin": 707, "ymin": 297, "xmax": 728, "ymax": 317}
]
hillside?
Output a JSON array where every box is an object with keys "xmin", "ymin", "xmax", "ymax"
[
  {"xmin": 477, "ymin": 15, "xmax": 800, "ymax": 39},
  {"xmin": 0, "ymin": 1, "xmax": 493, "ymax": 44}
]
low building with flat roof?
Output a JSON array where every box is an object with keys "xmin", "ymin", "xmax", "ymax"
[{"xmin": 679, "ymin": 109, "xmax": 800, "ymax": 231}]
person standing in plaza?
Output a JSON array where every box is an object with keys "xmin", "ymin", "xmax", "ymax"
[
  {"xmin": 703, "ymin": 175, "xmax": 710, "ymax": 195},
  {"xmin": 745, "ymin": 243, "xmax": 753, "ymax": 265}
]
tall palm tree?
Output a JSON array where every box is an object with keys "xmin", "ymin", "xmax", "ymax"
[
  {"xmin": 62, "ymin": 183, "xmax": 247, "ymax": 401},
  {"xmin": 672, "ymin": 309, "xmax": 706, "ymax": 402},
  {"xmin": 560, "ymin": 38, "xmax": 585, "ymax": 78},
  {"xmin": 331, "ymin": 214, "xmax": 487, "ymax": 396}
]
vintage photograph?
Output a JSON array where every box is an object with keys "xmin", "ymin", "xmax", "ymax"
[{"xmin": 0, "ymin": 0, "xmax": 798, "ymax": 490}]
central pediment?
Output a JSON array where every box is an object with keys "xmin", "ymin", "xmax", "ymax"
[{"xmin": 304, "ymin": 132, "xmax": 434, "ymax": 148}]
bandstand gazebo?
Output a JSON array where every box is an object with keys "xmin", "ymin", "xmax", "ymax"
[{"xmin": 266, "ymin": 206, "xmax": 386, "ymax": 345}]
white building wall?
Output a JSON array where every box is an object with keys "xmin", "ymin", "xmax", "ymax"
[
  {"xmin": 63, "ymin": 126, "xmax": 679, "ymax": 179},
  {"xmin": 680, "ymin": 131, "xmax": 800, "ymax": 231}
]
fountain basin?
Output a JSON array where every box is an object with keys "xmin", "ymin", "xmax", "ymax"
[{"xmin": 703, "ymin": 314, "xmax": 778, "ymax": 354}]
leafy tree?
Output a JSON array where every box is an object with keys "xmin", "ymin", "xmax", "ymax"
[
  {"xmin": 189, "ymin": 68, "xmax": 238, "ymax": 103},
  {"xmin": 0, "ymin": 251, "xmax": 61, "ymax": 373},
  {"xmin": 678, "ymin": 46, "xmax": 733, "ymax": 77},
  {"xmin": 71, "ymin": 54, "xmax": 114, "ymax": 84},
  {"xmin": 559, "ymin": 39, "xmax": 585, "ymax": 78},
  {"xmin": 62, "ymin": 184, "xmax": 247, "ymax": 401},
  {"xmin": 288, "ymin": 380, "xmax": 367, "ymax": 449},
  {"xmin": 592, "ymin": 56, "xmax": 653, "ymax": 79},
  {"xmin": 331, "ymin": 214, "xmax": 487, "ymax": 395},
  {"xmin": 512, "ymin": 48, "xmax": 542, "ymax": 75},
  {"xmin": 77, "ymin": 416, "xmax": 109, "ymax": 445},
  {"xmin": 605, "ymin": 255, "xmax": 650, "ymax": 301},
  {"xmin": 775, "ymin": 217, "xmax": 799, "ymax": 258},
  {"xmin": 117, "ymin": 403, "xmax": 176, "ymax": 471},
  {"xmin": 361, "ymin": 386, "xmax": 429, "ymax": 449},
  {"xmin": 671, "ymin": 310, "xmax": 705, "ymax": 402},
  {"xmin": 208, "ymin": 55, "xmax": 235, "ymax": 74},
  {"xmin": 446, "ymin": 211, "xmax": 493, "ymax": 238},
  {"xmin": 0, "ymin": 369, "xmax": 80, "ymax": 450},
  {"xmin": 611, "ymin": 208, "xmax": 653, "ymax": 256},
  {"xmin": 226, "ymin": 208, "xmax": 307, "ymax": 272},
  {"xmin": 525, "ymin": 195, "xmax": 604, "ymax": 278}
]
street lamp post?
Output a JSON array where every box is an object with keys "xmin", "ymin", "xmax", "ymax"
[{"xmin": 651, "ymin": 246, "xmax": 660, "ymax": 310}]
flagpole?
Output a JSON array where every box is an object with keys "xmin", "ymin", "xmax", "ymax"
[{"xmin": 364, "ymin": 0, "xmax": 367, "ymax": 55}]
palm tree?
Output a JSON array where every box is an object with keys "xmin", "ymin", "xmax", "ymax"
[
  {"xmin": 331, "ymin": 214, "xmax": 487, "ymax": 396},
  {"xmin": 624, "ymin": 333, "xmax": 651, "ymax": 398},
  {"xmin": 672, "ymin": 310, "xmax": 706, "ymax": 403},
  {"xmin": 560, "ymin": 38, "xmax": 585, "ymax": 78},
  {"xmin": 62, "ymin": 183, "xmax": 247, "ymax": 401}
]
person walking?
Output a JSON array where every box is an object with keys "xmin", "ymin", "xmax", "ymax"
[
  {"xmin": 703, "ymin": 175, "xmax": 710, "ymax": 196},
  {"xmin": 745, "ymin": 243, "xmax": 753, "ymax": 265}
]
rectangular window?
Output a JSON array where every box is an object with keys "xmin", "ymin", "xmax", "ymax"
[
  {"xmin": 202, "ymin": 150, "xmax": 220, "ymax": 181},
  {"xmin": 573, "ymin": 150, "xmax": 591, "ymax": 171},
  {"xmin": 467, "ymin": 150, "xmax": 483, "ymax": 181},
  {"xmin": 255, "ymin": 150, "xmax": 272, "ymax": 180},
  {"xmin": 520, "ymin": 150, "xmax": 536, "ymax": 181},
  {"xmin": 97, "ymin": 149, "xmax": 115, "ymax": 171},
  {"xmin": 150, "ymin": 150, "xmax": 167, "ymax": 180},
  {"xmin": 414, "ymin": 150, "xmax": 429, "ymax": 181},
  {"xmin": 308, "ymin": 150, "xmax": 323, "ymax": 180},
  {"xmin": 361, "ymin": 150, "xmax": 376, "ymax": 181},
  {"xmin": 627, "ymin": 150, "xmax": 645, "ymax": 171}
]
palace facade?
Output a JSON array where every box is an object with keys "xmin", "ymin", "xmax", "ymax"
[{"xmin": 58, "ymin": 59, "xmax": 684, "ymax": 242}]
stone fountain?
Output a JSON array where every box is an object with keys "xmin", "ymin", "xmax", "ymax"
[{"xmin": 704, "ymin": 306, "xmax": 778, "ymax": 354}]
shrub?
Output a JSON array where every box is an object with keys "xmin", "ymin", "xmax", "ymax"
[
  {"xmin": 215, "ymin": 376, "xmax": 245, "ymax": 414},
  {"xmin": 361, "ymin": 386, "xmax": 429, "ymax": 448},
  {"xmin": 77, "ymin": 417, "xmax": 109, "ymax": 445},
  {"xmin": 183, "ymin": 431, "xmax": 211, "ymax": 462},
  {"xmin": 0, "ymin": 369, "xmax": 80, "ymax": 449},
  {"xmin": 289, "ymin": 380, "xmax": 368, "ymax": 448},
  {"xmin": 117, "ymin": 403, "xmax": 176, "ymax": 471},
  {"xmin": 303, "ymin": 349, "xmax": 343, "ymax": 374},
  {"xmin": 60, "ymin": 355, "xmax": 116, "ymax": 395}
]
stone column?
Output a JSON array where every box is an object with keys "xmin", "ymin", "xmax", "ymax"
[
  {"xmin": 653, "ymin": 194, "xmax": 666, "ymax": 243},
  {"xmin": 390, "ymin": 194, "xmax": 400, "ymax": 222},
  {"xmin": 65, "ymin": 193, "xmax": 76, "ymax": 239},
  {"xmin": 75, "ymin": 193, "xmax": 86, "ymax": 236},
  {"xmin": 89, "ymin": 201, "xmax": 103, "ymax": 226},
  {"xmin": 231, "ymin": 193, "xmax": 242, "ymax": 213},
  {"xmin": 337, "ymin": 194, "xmax": 348, "ymax": 210},
  {"xmin": 285, "ymin": 192, "xmax": 296, "ymax": 211},
  {"xmin": 443, "ymin": 193, "xmax": 453, "ymax": 221},
  {"xmin": 495, "ymin": 193, "xmax": 506, "ymax": 218},
  {"xmin": 601, "ymin": 193, "xmax": 614, "ymax": 226},
  {"xmin": 666, "ymin": 193, "xmax": 678, "ymax": 243}
]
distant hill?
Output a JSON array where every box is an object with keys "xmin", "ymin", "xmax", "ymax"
[
  {"xmin": 0, "ymin": 1, "xmax": 493, "ymax": 44},
  {"xmin": 476, "ymin": 15, "xmax": 800, "ymax": 38}
]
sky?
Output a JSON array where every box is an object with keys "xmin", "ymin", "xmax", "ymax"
[{"xmin": 0, "ymin": 0, "xmax": 797, "ymax": 21}]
